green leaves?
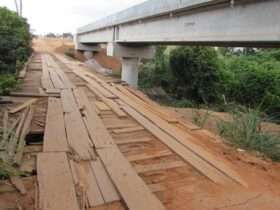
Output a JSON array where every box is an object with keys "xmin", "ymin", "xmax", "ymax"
[{"xmin": 0, "ymin": 7, "xmax": 31, "ymax": 74}]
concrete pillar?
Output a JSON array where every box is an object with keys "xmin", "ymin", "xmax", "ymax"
[
  {"xmin": 107, "ymin": 43, "xmax": 155, "ymax": 87},
  {"xmin": 83, "ymin": 51, "xmax": 94, "ymax": 60},
  {"xmin": 121, "ymin": 58, "xmax": 139, "ymax": 88}
]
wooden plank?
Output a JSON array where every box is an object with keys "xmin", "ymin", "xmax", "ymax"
[
  {"xmin": 115, "ymin": 137, "xmax": 153, "ymax": 145},
  {"xmin": 14, "ymin": 106, "xmax": 34, "ymax": 165},
  {"xmin": 122, "ymin": 105, "xmax": 237, "ymax": 186},
  {"xmin": 127, "ymin": 150, "xmax": 173, "ymax": 162},
  {"xmin": 61, "ymin": 89, "xmax": 95, "ymax": 160},
  {"xmin": 112, "ymin": 126, "xmax": 145, "ymax": 134},
  {"xmin": 48, "ymin": 67, "xmax": 65, "ymax": 89},
  {"xmin": 9, "ymin": 98, "xmax": 37, "ymax": 114},
  {"xmin": 148, "ymin": 183, "xmax": 166, "ymax": 193},
  {"xmin": 117, "ymin": 85, "xmax": 178, "ymax": 123},
  {"xmin": 43, "ymin": 98, "xmax": 68, "ymax": 152},
  {"xmin": 6, "ymin": 111, "xmax": 27, "ymax": 162},
  {"xmin": 87, "ymin": 84, "xmax": 126, "ymax": 118},
  {"xmin": 134, "ymin": 161, "xmax": 186, "ymax": 173},
  {"xmin": 72, "ymin": 88, "xmax": 114, "ymax": 149},
  {"xmin": 106, "ymin": 123, "xmax": 138, "ymax": 130},
  {"xmin": 88, "ymin": 202, "xmax": 125, "ymax": 210},
  {"xmin": 95, "ymin": 101, "xmax": 111, "ymax": 111},
  {"xmin": 10, "ymin": 176, "xmax": 26, "ymax": 195},
  {"xmin": 1, "ymin": 111, "xmax": 9, "ymax": 148},
  {"xmin": 91, "ymin": 159, "xmax": 120, "ymax": 203},
  {"xmin": 97, "ymin": 146, "xmax": 166, "ymax": 210},
  {"xmin": 71, "ymin": 161, "xmax": 104, "ymax": 207},
  {"xmin": 37, "ymin": 152, "xmax": 80, "ymax": 210},
  {"xmin": 41, "ymin": 55, "xmax": 54, "ymax": 89},
  {"xmin": 105, "ymin": 85, "xmax": 247, "ymax": 187}
]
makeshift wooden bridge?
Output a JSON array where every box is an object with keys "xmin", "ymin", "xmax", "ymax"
[{"xmin": 10, "ymin": 52, "xmax": 249, "ymax": 210}]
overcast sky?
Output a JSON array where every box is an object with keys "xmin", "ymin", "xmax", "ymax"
[{"xmin": 0, "ymin": 0, "xmax": 146, "ymax": 34}]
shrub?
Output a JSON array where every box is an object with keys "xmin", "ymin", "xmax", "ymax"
[
  {"xmin": 169, "ymin": 46, "xmax": 223, "ymax": 104},
  {"xmin": 218, "ymin": 108, "xmax": 280, "ymax": 161},
  {"xmin": 0, "ymin": 7, "xmax": 32, "ymax": 74},
  {"xmin": 0, "ymin": 74, "xmax": 17, "ymax": 95}
]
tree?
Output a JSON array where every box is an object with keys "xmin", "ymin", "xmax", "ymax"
[{"xmin": 169, "ymin": 46, "xmax": 223, "ymax": 104}]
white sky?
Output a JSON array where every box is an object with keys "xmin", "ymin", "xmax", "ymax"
[{"xmin": 0, "ymin": 0, "xmax": 146, "ymax": 34}]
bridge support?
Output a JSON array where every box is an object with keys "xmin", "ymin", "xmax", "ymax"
[
  {"xmin": 121, "ymin": 58, "xmax": 139, "ymax": 87},
  {"xmin": 107, "ymin": 43, "xmax": 155, "ymax": 87}
]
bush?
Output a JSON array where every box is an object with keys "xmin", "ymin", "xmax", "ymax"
[
  {"xmin": 218, "ymin": 108, "xmax": 280, "ymax": 161},
  {"xmin": 0, "ymin": 74, "xmax": 17, "ymax": 95},
  {"xmin": 0, "ymin": 7, "xmax": 31, "ymax": 94},
  {"xmin": 224, "ymin": 53, "xmax": 280, "ymax": 115},
  {"xmin": 0, "ymin": 7, "xmax": 31, "ymax": 74},
  {"xmin": 169, "ymin": 46, "xmax": 223, "ymax": 104},
  {"xmin": 139, "ymin": 46, "xmax": 170, "ymax": 89}
]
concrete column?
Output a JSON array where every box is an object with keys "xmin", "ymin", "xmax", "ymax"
[
  {"xmin": 107, "ymin": 43, "xmax": 155, "ymax": 87},
  {"xmin": 121, "ymin": 58, "xmax": 139, "ymax": 88}
]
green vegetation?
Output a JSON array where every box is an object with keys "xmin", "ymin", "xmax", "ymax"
[
  {"xmin": 139, "ymin": 46, "xmax": 280, "ymax": 161},
  {"xmin": 0, "ymin": 161, "xmax": 21, "ymax": 180},
  {"xmin": 218, "ymin": 108, "xmax": 280, "ymax": 161},
  {"xmin": 0, "ymin": 7, "xmax": 31, "ymax": 95}
]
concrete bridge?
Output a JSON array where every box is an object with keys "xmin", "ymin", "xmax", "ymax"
[{"xmin": 75, "ymin": 0, "xmax": 280, "ymax": 87}]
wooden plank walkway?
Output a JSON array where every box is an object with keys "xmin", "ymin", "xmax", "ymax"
[{"xmin": 31, "ymin": 52, "xmax": 250, "ymax": 210}]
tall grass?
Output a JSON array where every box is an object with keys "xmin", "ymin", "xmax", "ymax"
[{"xmin": 217, "ymin": 108, "xmax": 280, "ymax": 161}]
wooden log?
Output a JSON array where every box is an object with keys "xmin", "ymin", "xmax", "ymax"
[{"xmin": 9, "ymin": 98, "xmax": 38, "ymax": 114}]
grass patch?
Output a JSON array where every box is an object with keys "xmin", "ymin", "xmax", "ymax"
[
  {"xmin": 192, "ymin": 109, "xmax": 211, "ymax": 128},
  {"xmin": 0, "ymin": 74, "xmax": 18, "ymax": 95},
  {"xmin": 0, "ymin": 161, "xmax": 21, "ymax": 180},
  {"xmin": 218, "ymin": 108, "xmax": 280, "ymax": 161}
]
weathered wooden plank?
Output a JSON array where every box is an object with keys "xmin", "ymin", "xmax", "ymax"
[
  {"xmin": 112, "ymin": 126, "xmax": 145, "ymax": 134},
  {"xmin": 134, "ymin": 161, "xmax": 186, "ymax": 173},
  {"xmin": 115, "ymin": 137, "xmax": 153, "ymax": 145},
  {"xmin": 37, "ymin": 152, "xmax": 80, "ymax": 210},
  {"xmin": 9, "ymin": 98, "xmax": 37, "ymax": 114},
  {"xmin": 61, "ymin": 89, "xmax": 95, "ymax": 160},
  {"xmin": 10, "ymin": 176, "xmax": 26, "ymax": 195},
  {"xmin": 86, "ymin": 84, "xmax": 126, "ymax": 118},
  {"xmin": 43, "ymin": 98, "xmax": 68, "ymax": 152},
  {"xmin": 71, "ymin": 161, "xmax": 104, "ymax": 207},
  {"xmin": 91, "ymin": 159, "xmax": 120, "ymax": 203},
  {"xmin": 14, "ymin": 106, "xmax": 34, "ymax": 165},
  {"xmin": 73, "ymin": 88, "xmax": 114, "ymax": 149},
  {"xmin": 127, "ymin": 150, "xmax": 173, "ymax": 162},
  {"xmin": 98, "ymin": 146, "xmax": 166, "ymax": 210},
  {"xmin": 41, "ymin": 55, "xmax": 54, "ymax": 89},
  {"xmin": 95, "ymin": 101, "xmax": 111, "ymax": 111}
]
